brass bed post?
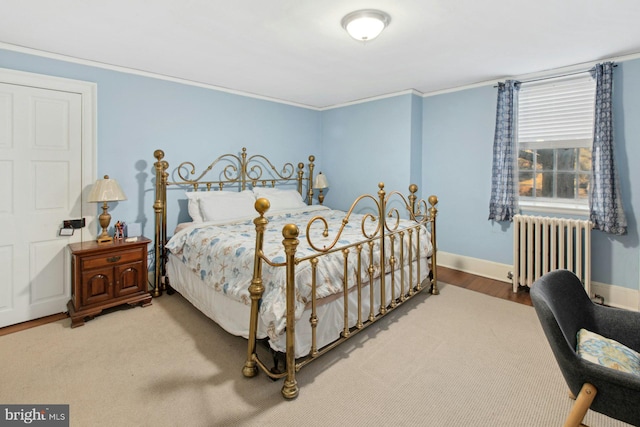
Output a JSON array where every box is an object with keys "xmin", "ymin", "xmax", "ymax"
[
  {"xmin": 297, "ymin": 162, "xmax": 303, "ymax": 198},
  {"xmin": 399, "ymin": 231, "xmax": 406, "ymax": 301},
  {"xmin": 341, "ymin": 249, "xmax": 350, "ymax": 338},
  {"xmin": 408, "ymin": 185, "xmax": 419, "ymax": 295},
  {"xmin": 409, "ymin": 185, "xmax": 418, "ymax": 293},
  {"xmin": 355, "ymin": 244, "xmax": 363, "ymax": 328},
  {"xmin": 242, "ymin": 198, "xmax": 270, "ymax": 379},
  {"xmin": 307, "ymin": 155, "xmax": 315, "ymax": 205},
  {"xmin": 409, "ymin": 185, "xmax": 439, "ymax": 295},
  {"xmin": 152, "ymin": 150, "xmax": 167, "ymax": 297},
  {"xmin": 388, "ymin": 234, "xmax": 396, "ymax": 308},
  {"xmin": 428, "ymin": 195, "xmax": 439, "ymax": 295},
  {"xmin": 367, "ymin": 241, "xmax": 375, "ymax": 322},
  {"xmin": 409, "ymin": 184, "xmax": 417, "ymax": 216},
  {"xmin": 309, "ymin": 258, "xmax": 319, "ymax": 357},
  {"xmin": 408, "ymin": 229, "xmax": 414, "ymax": 296},
  {"xmin": 377, "ymin": 183, "xmax": 387, "ymax": 315},
  {"xmin": 240, "ymin": 147, "xmax": 247, "ymax": 191},
  {"xmin": 281, "ymin": 223, "xmax": 300, "ymax": 399},
  {"xmin": 161, "ymin": 163, "xmax": 168, "ymax": 292}
]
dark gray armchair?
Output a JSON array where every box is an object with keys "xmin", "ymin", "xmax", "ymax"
[{"xmin": 530, "ymin": 269, "xmax": 640, "ymax": 427}]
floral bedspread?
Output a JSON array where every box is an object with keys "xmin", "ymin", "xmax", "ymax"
[{"xmin": 166, "ymin": 206, "xmax": 432, "ymax": 338}]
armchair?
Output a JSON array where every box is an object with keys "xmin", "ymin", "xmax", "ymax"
[{"xmin": 530, "ymin": 269, "xmax": 640, "ymax": 427}]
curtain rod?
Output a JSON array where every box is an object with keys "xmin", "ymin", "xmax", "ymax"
[{"xmin": 494, "ymin": 63, "xmax": 617, "ymax": 88}]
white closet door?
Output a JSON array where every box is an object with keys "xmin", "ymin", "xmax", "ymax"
[{"xmin": 0, "ymin": 82, "xmax": 83, "ymax": 327}]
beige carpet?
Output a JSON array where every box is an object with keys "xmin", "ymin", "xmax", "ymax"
[{"xmin": 0, "ymin": 284, "xmax": 632, "ymax": 427}]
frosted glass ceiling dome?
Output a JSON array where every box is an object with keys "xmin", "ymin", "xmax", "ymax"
[{"xmin": 341, "ymin": 9, "xmax": 391, "ymax": 42}]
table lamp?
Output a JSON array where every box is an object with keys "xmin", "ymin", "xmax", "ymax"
[
  {"xmin": 88, "ymin": 175, "xmax": 127, "ymax": 243},
  {"xmin": 313, "ymin": 172, "xmax": 329, "ymax": 205}
]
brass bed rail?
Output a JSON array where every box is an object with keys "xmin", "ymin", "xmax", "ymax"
[{"xmin": 242, "ymin": 182, "xmax": 438, "ymax": 399}]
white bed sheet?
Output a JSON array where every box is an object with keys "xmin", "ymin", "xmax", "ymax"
[{"xmin": 167, "ymin": 251, "xmax": 430, "ymax": 358}]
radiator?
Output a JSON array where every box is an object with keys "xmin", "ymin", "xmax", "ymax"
[{"xmin": 512, "ymin": 214, "xmax": 592, "ymax": 295}]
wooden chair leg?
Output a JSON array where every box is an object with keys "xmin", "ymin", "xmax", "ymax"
[{"xmin": 563, "ymin": 383, "xmax": 597, "ymax": 427}]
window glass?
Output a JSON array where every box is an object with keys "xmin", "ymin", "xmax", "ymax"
[{"xmin": 516, "ymin": 73, "xmax": 595, "ymax": 210}]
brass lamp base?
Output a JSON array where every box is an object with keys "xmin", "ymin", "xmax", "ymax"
[
  {"xmin": 97, "ymin": 202, "xmax": 113, "ymax": 244},
  {"xmin": 97, "ymin": 233, "xmax": 113, "ymax": 244}
]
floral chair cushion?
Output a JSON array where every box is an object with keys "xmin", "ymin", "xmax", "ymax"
[{"xmin": 577, "ymin": 328, "xmax": 640, "ymax": 376}]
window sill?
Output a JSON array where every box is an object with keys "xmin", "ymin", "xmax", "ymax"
[{"xmin": 519, "ymin": 200, "xmax": 589, "ymax": 218}]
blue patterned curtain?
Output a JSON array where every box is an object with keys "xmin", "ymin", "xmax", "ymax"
[
  {"xmin": 488, "ymin": 80, "xmax": 520, "ymax": 221},
  {"xmin": 590, "ymin": 62, "xmax": 627, "ymax": 235}
]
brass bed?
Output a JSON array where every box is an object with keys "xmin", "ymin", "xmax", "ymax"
[{"xmin": 152, "ymin": 147, "xmax": 439, "ymax": 399}]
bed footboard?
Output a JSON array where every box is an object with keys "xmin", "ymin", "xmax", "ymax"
[{"xmin": 243, "ymin": 182, "xmax": 438, "ymax": 399}]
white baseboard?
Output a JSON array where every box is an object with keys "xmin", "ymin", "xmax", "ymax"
[
  {"xmin": 437, "ymin": 251, "xmax": 512, "ymax": 283},
  {"xmin": 437, "ymin": 251, "xmax": 638, "ymax": 311},
  {"xmin": 591, "ymin": 281, "xmax": 639, "ymax": 311}
]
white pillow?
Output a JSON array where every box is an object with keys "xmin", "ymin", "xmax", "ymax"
[
  {"xmin": 185, "ymin": 192, "xmax": 206, "ymax": 222},
  {"xmin": 185, "ymin": 190, "xmax": 255, "ymax": 222},
  {"xmin": 198, "ymin": 190, "xmax": 257, "ymax": 222},
  {"xmin": 252, "ymin": 187, "xmax": 307, "ymax": 211}
]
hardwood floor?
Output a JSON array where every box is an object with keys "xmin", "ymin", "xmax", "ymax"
[
  {"xmin": 0, "ymin": 312, "xmax": 69, "ymax": 337},
  {"xmin": 438, "ymin": 266, "xmax": 532, "ymax": 306},
  {"xmin": 0, "ymin": 267, "xmax": 531, "ymax": 337}
]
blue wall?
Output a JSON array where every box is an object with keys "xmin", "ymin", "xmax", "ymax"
[
  {"xmin": 422, "ymin": 84, "xmax": 515, "ymax": 265},
  {"xmin": 0, "ymin": 48, "xmax": 321, "ymax": 234},
  {"xmin": 2, "ymin": 46, "xmax": 638, "ymax": 291},
  {"xmin": 422, "ymin": 60, "xmax": 640, "ymax": 290},
  {"xmin": 321, "ymin": 94, "xmax": 420, "ymax": 211}
]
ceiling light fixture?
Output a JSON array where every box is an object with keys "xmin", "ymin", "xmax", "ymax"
[{"xmin": 341, "ymin": 9, "xmax": 391, "ymax": 42}]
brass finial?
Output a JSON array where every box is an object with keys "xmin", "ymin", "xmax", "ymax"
[
  {"xmin": 409, "ymin": 184, "xmax": 418, "ymax": 194},
  {"xmin": 153, "ymin": 149, "xmax": 165, "ymax": 161},
  {"xmin": 282, "ymin": 223, "xmax": 299, "ymax": 239},
  {"xmin": 254, "ymin": 198, "xmax": 270, "ymax": 215},
  {"xmin": 428, "ymin": 195, "xmax": 438, "ymax": 206}
]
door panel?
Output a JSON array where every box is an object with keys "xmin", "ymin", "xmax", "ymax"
[
  {"xmin": 0, "ymin": 82, "xmax": 83, "ymax": 327},
  {"xmin": 30, "ymin": 240, "xmax": 66, "ymax": 303},
  {"xmin": 0, "ymin": 246, "xmax": 12, "ymax": 313}
]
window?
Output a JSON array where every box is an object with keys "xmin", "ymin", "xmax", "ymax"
[{"xmin": 516, "ymin": 73, "xmax": 595, "ymax": 212}]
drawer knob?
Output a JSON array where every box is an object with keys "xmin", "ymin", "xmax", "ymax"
[{"xmin": 107, "ymin": 255, "xmax": 121, "ymax": 263}]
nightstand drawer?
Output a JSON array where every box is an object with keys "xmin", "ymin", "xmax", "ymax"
[{"xmin": 81, "ymin": 247, "xmax": 145, "ymax": 270}]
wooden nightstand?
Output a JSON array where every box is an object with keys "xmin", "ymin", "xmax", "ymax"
[{"xmin": 67, "ymin": 236, "xmax": 152, "ymax": 328}]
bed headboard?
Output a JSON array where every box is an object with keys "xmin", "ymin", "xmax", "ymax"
[
  {"xmin": 153, "ymin": 147, "xmax": 315, "ymax": 193},
  {"xmin": 151, "ymin": 147, "xmax": 317, "ymax": 296}
]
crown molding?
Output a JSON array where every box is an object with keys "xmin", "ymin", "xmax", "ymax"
[
  {"xmin": 319, "ymin": 89, "xmax": 424, "ymax": 111},
  {"xmin": 5, "ymin": 41, "xmax": 639, "ymax": 112},
  {"xmin": 421, "ymin": 51, "xmax": 640, "ymax": 98},
  {"xmin": 0, "ymin": 42, "xmax": 428, "ymax": 111},
  {"xmin": 0, "ymin": 42, "xmax": 320, "ymax": 110}
]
